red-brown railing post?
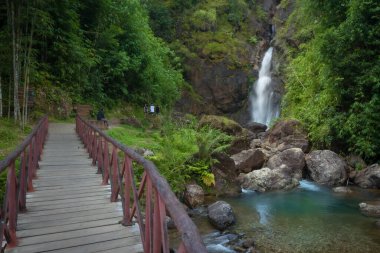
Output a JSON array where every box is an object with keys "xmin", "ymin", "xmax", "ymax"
[
  {"xmin": 7, "ymin": 162, "xmax": 18, "ymax": 247},
  {"xmin": 121, "ymin": 156, "xmax": 132, "ymax": 226},
  {"xmin": 0, "ymin": 115, "xmax": 48, "ymax": 247},
  {"xmin": 144, "ymin": 177, "xmax": 153, "ymax": 253},
  {"xmin": 96, "ymin": 136, "xmax": 103, "ymax": 174},
  {"xmin": 153, "ymin": 188, "xmax": 162, "ymax": 253},
  {"xmin": 27, "ymin": 142, "xmax": 34, "ymax": 191},
  {"xmin": 110, "ymin": 147, "xmax": 120, "ymax": 202},
  {"xmin": 102, "ymin": 139, "xmax": 109, "ymax": 184},
  {"xmin": 18, "ymin": 151, "xmax": 28, "ymax": 211},
  {"xmin": 75, "ymin": 116, "xmax": 207, "ymax": 253},
  {"xmin": 91, "ymin": 133, "xmax": 98, "ymax": 165},
  {"xmin": 159, "ymin": 195, "xmax": 169, "ymax": 253}
]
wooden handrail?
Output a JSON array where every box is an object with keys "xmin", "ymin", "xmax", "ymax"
[
  {"xmin": 0, "ymin": 115, "xmax": 48, "ymax": 248},
  {"xmin": 76, "ymin": 116, "xmax": 207, "ymax": 253}
]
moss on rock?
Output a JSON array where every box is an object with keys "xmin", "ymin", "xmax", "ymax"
[{"xmin": 199, "ymin": 115, "xmax": 242, "ymax": 135}]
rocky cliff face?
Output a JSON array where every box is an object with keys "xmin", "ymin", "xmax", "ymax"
[{"xmin": 175, "ymin": 0, "xmax": 292, "ymax": 125}]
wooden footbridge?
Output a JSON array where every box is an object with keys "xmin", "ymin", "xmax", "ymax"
[{"xmin": 0, "ymin": 116, "xmax": 207, "ymax": 253}]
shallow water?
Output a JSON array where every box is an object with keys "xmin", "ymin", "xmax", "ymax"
[{"xmin": 197, "ymin": 181, "xmax": 380, "ymax": 253}]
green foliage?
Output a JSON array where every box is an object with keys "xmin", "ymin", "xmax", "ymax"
[
  {"xmin": 202, "ymin": 42, "xmax": 229, "ymax": 60},
  {"xmin": 248, "ymin": 36, "xmax": 258, "ymax": 45},
  {"xmin": 192, "ymin": 8, "xmax": 217, "ymax": 31},
  {"xmin": 0, "ymin": 119, "xmax": 31, "ymax": 203},
  {"xmin": 144, "ymin": 0, "xmax": 263, "ymax": 68},
  {"xmin": 0, "ymin": 0, "xmax": 184, "ymax": 114},
  {"xmin": 227, "ymin": 0, "xmax": 248, "ymax": 29},
  {"xmin": 108, "ymin": 115, "xmax": 233, "ymax": 193},
  {"xmin": 282, "ymin": 0, "xmax": 380, "ymax": 162}
]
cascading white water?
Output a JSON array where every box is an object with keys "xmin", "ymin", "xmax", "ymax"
[{"xmin": 250, "ymin": 47, "xmax": 279, "ymax": 125}]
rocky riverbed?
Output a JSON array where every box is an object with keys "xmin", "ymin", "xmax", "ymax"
[{"xmin": 187, "ymin": 181, "xmax": 380, "ymax": 253}]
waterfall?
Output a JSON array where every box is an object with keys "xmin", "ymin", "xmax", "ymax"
[{"xmin": 250, "ymin": 47, "xmax": 279, "ymax": 125}]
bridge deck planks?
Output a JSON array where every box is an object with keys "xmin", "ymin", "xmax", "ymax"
[{"xmin": 6, "ymin": 123, "xmax": 143, "ymax": 253}]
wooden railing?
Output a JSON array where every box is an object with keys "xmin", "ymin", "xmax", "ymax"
[
  {"xmin": 0, "ymin": 116, "xmax": 48, "ymax": 248},
  {"xmin": 76, "ymin": 116, "xmax": 207, "ymax": 253}
]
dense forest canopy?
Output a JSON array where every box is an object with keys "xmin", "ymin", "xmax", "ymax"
[
  {"xmin": 0, "ymin": 0, "xmax": 183, "ymax": 117},
  {"xmin": 280, "ymin": 0, "xmax": 380, "ymax": 162},
  {"xmin": 0, "ymin": 0, "xmax": 379, "ymax": 163}
]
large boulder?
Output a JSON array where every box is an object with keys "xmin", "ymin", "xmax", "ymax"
[
  {"xmin": 231, "ymin": 149, "xmax": 266, "ymax": 173},
  {"xmin": 345, "ymin": 155, "xmax": 367, "ymax": 171},
  {"xmin": 354, "ymin": 164, "xmax": 380, "ymax": 189},
  {"xmin": 267, "ymin": 148, "xmax": 305, "ymax": 179},
  {"xmin": 199, "ymin": 115, "xmax": 242, "ymax": 135},
  {"xmin": 305, "ymin": 150, "xmax": 348, "ymax": 186},
  {"xmin": 332, "ymin": 186, "xmax": 353, "ymax": 193},
  {"xmin": 207, "ymin": 201, "xmax": 236, "ymax": 230},
  {"xmin": 184, "ymin": 184, "xmax": 204, "ymax": 208},
  {"xmin": 359, "ymin": 202, "xmax": 380, "ymax": 218},
  {"xmin": 238, "ymin": 167, "xmax": 299, "ymax": 192},
  {"xmin": 245, "ymin": 122, "xmax": 267, "ymax": 134},
  {"xmin": 211, "ymin": 152, "xmax": 241, "ymax": 196},
  {"xmin": 228, "ymin": 129, "xmax": 256, "ymax": 155},
  {"xmin": 263, "ymin": 120, "xmax": 310, "ymax": 152}
]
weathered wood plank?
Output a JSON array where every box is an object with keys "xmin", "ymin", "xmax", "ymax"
[
  {"xmin": 47, "ymin": 236, "xmax": 142, "ymax": 253},
  {"xmin": 26, "ymin": 198, "xmax": 111, "ymax": 211},
  {"xmin": 97, "ymin": 243, "xmax": 144, "ymax": 253},
  {"xmin": 23, "ymin": 201, "xmax": 118, "ymax": 216},
  {"xmin": 8, "ymin": 228, "xmax": 141, "ymax": 253},
  {"xmin": 17, "ymin": 224, "xmax": 125, "ymax": 246},
  {"xmin": 18, "ymin": 206, "xmax": 119, "ymax": 224},
  {"xmin": 18, "ymin": 211, "xmax": 122, "ymax": 238},
  {"xmin": 26, "ymin": 189, "xmax": 108, "ymax": 202},
  {"xmin": 5, "ymin": 123, "xmax": 141, "ymax": 253},
  {"xmin": 17, "ymin": 212, "xmax": 122, "ymax": 230},
  {"xmin": 25, "ymin": 186, "xmax": 109, "ymax": 198}
]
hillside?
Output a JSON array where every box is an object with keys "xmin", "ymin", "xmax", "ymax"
[{"xmin": 0, "ymin": 0, "xmax": 379, "ymax": 162}]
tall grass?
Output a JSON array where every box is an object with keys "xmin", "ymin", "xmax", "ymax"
[{"xmin": 0, "ymin": 118, "xmax": 31, "ymax": 203}]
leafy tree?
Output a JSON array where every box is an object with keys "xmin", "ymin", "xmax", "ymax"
[{"xmin": 282, "ymin": 0, "xmax": 380, "ymax": 162}]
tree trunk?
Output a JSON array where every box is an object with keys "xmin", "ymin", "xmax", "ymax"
[
  {"xmin": 8, "ymin": 78, "xmax": 11, "ymax": 119},
  {"xmin": 0, "ymin": 76, "xmax": 3, "ymax": 117},
  {"xmin": 22, "ymin": 7, "xmax": 34, "ymax": 128},
  {"xmin": 11, "ymin": 0, "xmax": 21, "ymax": 122}
]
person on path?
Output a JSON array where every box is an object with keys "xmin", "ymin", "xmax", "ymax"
[{"xmin": 97, "ymin": 108, "xmax": 109, "ymax": 127}]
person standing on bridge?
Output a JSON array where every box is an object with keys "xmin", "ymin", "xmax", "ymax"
[{"xmin": 97, "ymin": 108, "xmax": 109, "ymax": 127}]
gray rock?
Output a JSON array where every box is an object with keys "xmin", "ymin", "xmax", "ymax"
[
  {"xmin": 250, "ymin": 139, "xmax": 262, "ymax": 149},
  {"xmin": 228, "ymin": 135, "xmax": 252, "ymax": 155},
  {"xmin": 242, "ymin": 238, "xmax": 255, "ymax": 248},
  {"xmin": 354, "ymin": 164, "xmax": 380, "ymax": 189},
  {"xmin": 359, "ymin": 202, "xmax": 380, "ymax": 218},
  {"xmin": 267, "ymin": 148, "xmax": 305, "ymax": 179},
  {"xmin": 184, "ymin": 184, "xmax": 204, "ymax": 208},
  {"xmin": 212, "ymin": 152, "xmax": 241, "ymax": 196},
  {"xmin": 245, "ymin": 122, "xmax": 267, "ymax": 134},
  {"xmin": 231, "ymin": 149, "xmax": 266, "ymax": 173},
  {"xmin": 208, "ymin": 201, "xmax": 236, "ymax": 230},
  {"xmin": 332, "ymin": 186, "xmax": 353, "ymax": 193},
  {"xmin": 143, "ymin": 149, "xmax": 154, "ymax": 157},
  {"xmin": 346, "ymin": 155, "xmax": 366, "ymax": 171},
  {"xmin": 238, "ymin": 167, "xmax": 299, "ymax": 192},
  {"xmin": 305, "ymin": 150, "xmax": 348, "ymax": 186},
  {"xmin": 165, "ymin": 216, "xmax": 175, "ymax": 229},
  {"xmin": 263, "ymin": 120, "xmax": 310, "ymax": 152}
]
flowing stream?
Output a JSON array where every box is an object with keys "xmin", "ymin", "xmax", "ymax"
[
  {"xmin": 250, "ymin": 47, "xmax": 280, "ymax": 125},
  {"xmin": 195, "ymin": 181, "xmax": 380, "ymax": 253}
]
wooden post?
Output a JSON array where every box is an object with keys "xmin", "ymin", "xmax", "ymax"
[{"xmin": 0, "ymin": 75, "xmax": 3, "ymax": 117}]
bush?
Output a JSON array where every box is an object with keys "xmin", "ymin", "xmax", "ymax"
[
  {"xmin": 109, "ymin": 114, "xmax": 233, "ymax": 193},
  {"xmin": 192, "ymin": 9, "xmax": 217, "ymax": 31}
]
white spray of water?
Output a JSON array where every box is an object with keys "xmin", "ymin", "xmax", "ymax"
[{"xmin": 250, "ymin": 47, "xmax": 280, "ymax": 125}]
